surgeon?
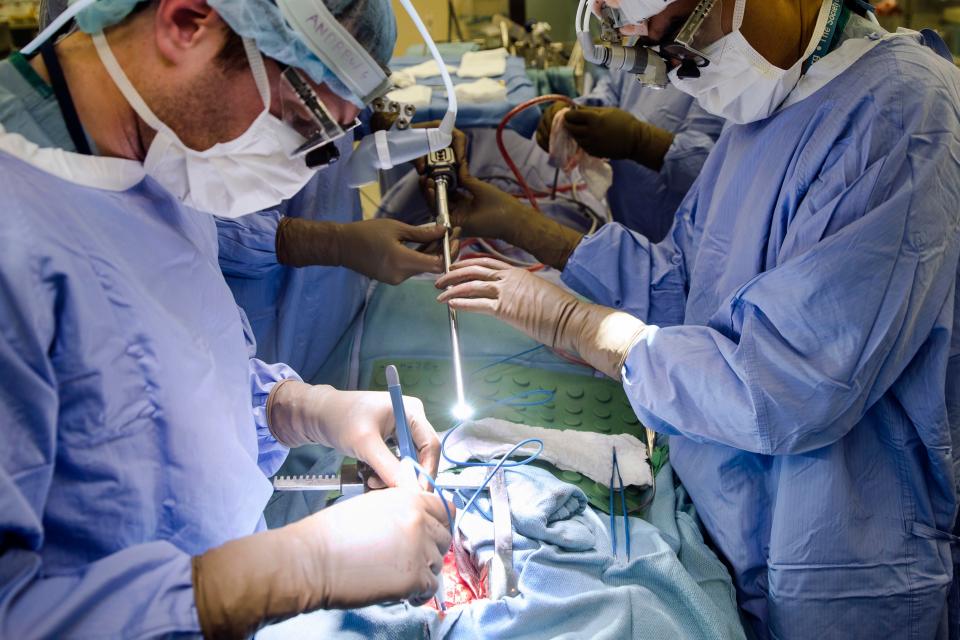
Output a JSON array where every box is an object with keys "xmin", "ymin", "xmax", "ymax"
[
  {"xmin": 33, "ymin": 0, "xmax": 450, "ymax": 385},
  {"xmin": 431, "ymin": 0, "xmax": 960, "ymax": 637},
  {"xmin": 0, "ymin": 0, "xmax": 454, "ymax": 638},
  {"xmin": 536, "ymin": 71, "xmax": 724, "ymax": 241}
]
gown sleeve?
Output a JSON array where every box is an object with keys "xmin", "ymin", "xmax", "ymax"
[
  {"xmin": 0, "ymin": 234, "xmax": 201, "ymax": 638},
  {"xmin": 660, "ymin": 100, "xmax": 724, "ymax": 204},
  {"xmin": 216, "ymin": 209, "xmax": 283, "ymax": 279},
  {"xmin": 577, "ymin": 70, "xmax": 622, "ymax": 108},
  {"xmin": 561, "ymin": 207, "xmax": 696, "ymax": 328},
  {"xmin": 236, "ymin": 303, "xmax": 301, "ymax": 477},
  {"xmin": 621, "ymin": 98, "xmax": 960, "ymax": 455}
]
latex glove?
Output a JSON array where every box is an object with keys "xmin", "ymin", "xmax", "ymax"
[
  {"xmin": 435, "ymin": 257, "xmax": 648, "ymax": 380},
  {"xmin": 193, "ymin": 482, "xmax": 454, "ymax": 638},
  {"xmin": 535, "ymin": 101, "xmax": 567, "ymax": 152},
  {"xmin": 422, "ymin": 174, "xmax": 584, "ymax": 270},
  {"xmin": 267, "ymin": 381, "xmax": 441, "ymax": 487},
  {"xmin": 562, "ymin": 106, "xmax": 674, "ymax": 170},
  {"xmin": 277, "ymin": 218, "xmax": 459, "ymax": 285}
]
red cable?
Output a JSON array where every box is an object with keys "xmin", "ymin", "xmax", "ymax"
[
  {"xmin": 459, "ymin": 250, "xmax": 547, "ymax": 272},
  {"xmin": 496, "ymin": 94, "xmax": 577, "ymax": 211},
  {"xmin": 550, "ymin": 347, "xmax": 593, "ymax": 369},
  {"xmin": 509, "ymin": 184, "xmax": 584, "ymax": 199}
]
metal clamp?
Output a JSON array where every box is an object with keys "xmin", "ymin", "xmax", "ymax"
[{"xmin": 487, "ymin": 468, "xmax": 519, "ymax": 599}]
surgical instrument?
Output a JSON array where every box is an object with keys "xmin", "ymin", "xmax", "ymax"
[
  {"xmin": 345, "ymin": 0, "xmax": 458, "ymax": 188},
  {"xmin": 387, "ymin": 364, "xmax": 447, "ymax": 610},
  {"xmin": 488, "ymin": 468, "xmax": 519, "ymax": 599},
  {"xmin": 387, "ymin": 364, "xmax": 418, "ymax": 462},
  {"xmin": 609, "ymin": 447, "xmax": 631, "ymax": 561},
  {"xmin": 272, "ymin": 463, "xmax": 365, "ymax": 497},
  {"xmin": 426, "ymin": 149, "xmax": 473, "ymax": 421},
  {"xmin": 272, "ymin": 467, "xmax": 490, "ymax": 494}
]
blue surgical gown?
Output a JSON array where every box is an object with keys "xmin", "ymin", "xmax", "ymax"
[
  {"xmin": 216, "ymin": 134, "xmax": 368, "ymax": 388},
  {"xmin": 563, "ymin": 34, "xmax": 960, "ymax": 639},
  {"xmin": 579, "ymin": 72, "xmax": 725, "ymax": 241},
  {"xmin": 0, "ymin": 52, "xmax": 364, "ymax": 388},
  {"xmin": 0, "ymin": 62, "xmax": 299, "ymax": 636},
  {"xmin": 217, "ymin": 140, "xmax": 368, "ymax": 527}
]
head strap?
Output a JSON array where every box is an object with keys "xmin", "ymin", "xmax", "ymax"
[{"xmin": 276, "ymin": 0, "xmax": 391, "ymax": 104}]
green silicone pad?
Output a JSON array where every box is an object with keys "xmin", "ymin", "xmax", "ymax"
[{"xmin": 367, "ymin": 358, "xmax": 658, "ymax": 515}]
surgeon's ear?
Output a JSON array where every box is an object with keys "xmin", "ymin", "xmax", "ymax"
[{"xmin": 153, "ymin": 0, "xmax": 224, "ymax": 66}]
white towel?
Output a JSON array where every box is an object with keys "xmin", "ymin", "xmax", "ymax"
[
  {"xmin": 548, "ymin": 107, "xmax": 614, "ymax": 202},
  {"xmin": 386, "ymin": 85, "xmax": 433, "ymax": 108},
  {"xmin": 453, "ymin": 78, "xmax": 507, "ymax": 104},
  {"xmin": 439, "ymin": 417, "xmax": 652, "ymax": 488},
  {"xmin": 403, "ymin": 59, "xmax": 458, "ymax": 79},
  {"xmin": 389, "ymin": 70, "xmax": 416, "ymax": 89},
  {"xmin": 457, "ymin": 48, "xmax": 508, "ymax": 78}
]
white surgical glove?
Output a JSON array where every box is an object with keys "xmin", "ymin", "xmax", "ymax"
[
  {"xmin": 436, "ymin": 257, "xmax": 648, "ymax": 380},
  {"xmin": 267, "ymin": 382, "xmax": 441, "ymax": 487}
]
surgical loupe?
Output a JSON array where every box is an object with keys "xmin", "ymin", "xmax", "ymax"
[
  {"xmin": 576, "ymin": 0, "xmax": 728, "ymax": 88},
  {"xmin": 278, "ymin": 67, "xmax": 362, "ymax": 167}
]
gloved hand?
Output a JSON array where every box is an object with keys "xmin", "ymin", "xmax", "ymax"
[
  {"xmin": 560, "ymin": 106, "xmax": 674, "ymax": 171},
  {"xmin": 422, "ymin": 174, "xmax": 584, "ymax": 270},
  {"xmin": 193, "ymin": 480, "xmax": 454, "ymax": 639},
  {"xmin": 535, "ymin": 101, "xmax": 567, "ymax": 152},
  {"xmin": 267, "ymin": 381, "xmax": 441, "ymax": 487},
  {"xmin": 435, "ymin": 257, "xmax": 648, "ymax": 379},
  {"xmin": 276, "ymin": 217, "xmax": 458, "ymax": 285}
]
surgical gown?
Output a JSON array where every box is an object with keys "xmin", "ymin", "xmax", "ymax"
[
  {"xmin": 216, "ymin": 134, "xmax": 368, "ymax": 389},
  {"xmin": 0, "ymin": 52, "xmax": 365, "ymax": 388},
  {"xmin": 0, "ymin": 58, "xmax": 298, "ymax": 635},
  {"xmin": 217, "ymin": 139, "xmax": 368, "ymax": 526},
  {"xmin": 579, "ymin": 72, "xmax": 724, "ymax": 241},
  {"xmin": 0, "ymin": 50, "xmax": 363, "ymax": 530},
  {"xmin": 562, "ymin": 31, "xmax": 960, "ymax": 639}
]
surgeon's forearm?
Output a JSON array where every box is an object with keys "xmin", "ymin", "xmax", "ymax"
[
  {"xmin": 503, "ymin": 208, "xmax": 585, "ymax": 270},
  {"xmin": 275, "ymin": 217, "xmax": 343, "ymax": 268},
  {"xmin": 629, "ymin": 122, "xmax": 675, "ymax": 172},
  {"xmin": 193, "ymin": 522, "xmax": 330, "ymax": 639},
  {"xmin": 560, "ymin": 302, "xmax": 649, "ymax": 380},
  {"xmin": 266, "ymin": 379, "xmax": 335, "ymax": 448}
]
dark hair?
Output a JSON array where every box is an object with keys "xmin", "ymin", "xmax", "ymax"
[{"xmin": 216, "ymin": 28, "xmax": 248, "ymax": 73}]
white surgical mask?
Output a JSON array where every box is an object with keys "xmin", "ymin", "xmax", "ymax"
[
  {"xmin": 92, "ymin": 32, "xmax": 317, "ymax": 218},
  {"xmin": 669, "ymin": 0, "xmax": 834, "ymax": 125}
]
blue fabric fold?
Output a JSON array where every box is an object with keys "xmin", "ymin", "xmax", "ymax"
[{"xmin": 259, "ymin": 463, "xmax": 745, "ymax": 639}]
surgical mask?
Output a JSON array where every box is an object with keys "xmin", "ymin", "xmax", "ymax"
[
  {"xmin": 668, "ymin": 0, "xmax": 834, "ymax": 124},
  {"xmin": 91, "ymin": 32, "xmax": 317, "ymax": 218}
]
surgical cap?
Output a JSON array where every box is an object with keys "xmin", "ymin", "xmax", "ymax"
[
  {"xmin": 68, "ymin": 0, "xmax": 396, "ymax": 105},
  {"xmin": 609, "ymin": 0, "xmax": 681, "ymax": 24}
]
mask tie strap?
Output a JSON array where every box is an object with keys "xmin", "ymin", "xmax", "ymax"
[
  {"xmin": 732, "ymin": 0, "xmax": 746, "ymax": 32},
  {"xmin": 241, "ymin": 37, "xmax": 272, "ymax": 111}
]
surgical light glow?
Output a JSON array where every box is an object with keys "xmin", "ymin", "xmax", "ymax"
[{"xmin": 452, "ymin": 402, "xmax": 475, "ymax": 422}]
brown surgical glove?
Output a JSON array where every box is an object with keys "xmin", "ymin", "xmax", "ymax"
[
  {"xmin": 562, "ymin": 106, "xmax": 675, "ymax": 171},
  {"xmin": 193, "ymin": 484, "xmax": 453, "ymax": 639},
  {"xmin": 276, "ymin": 218, "xmax": 454, "ymax": 285},
  {"xmin": 423, "ymin": 174, "xmax": 584, "ymax": 270}
]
